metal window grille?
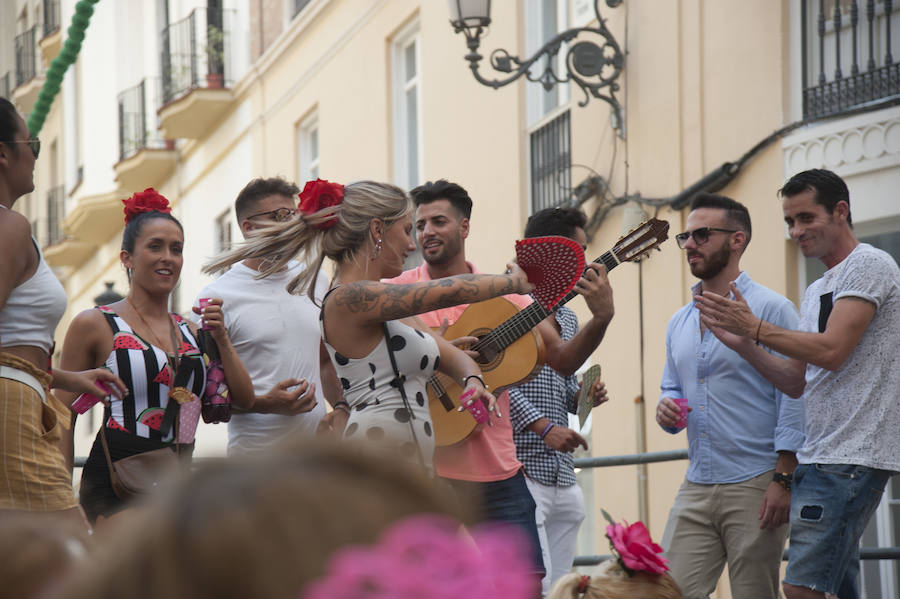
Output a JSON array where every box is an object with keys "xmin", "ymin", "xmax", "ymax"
[
  {"xmin": 14, "ymin": 26, "xmax": 39, "ymax": 88},
  {"xmin": 801, "ymin": 0, "xmax": 900, "ymax": 119},
  {"xmin": 530, "ymin": 109, "xmax": 572, "ymax": 213},
  {"xmin": 43, "ymin": 0, "xmax": 60, "ymax": 38},
  {"xmin": 160, "ymin": 7, "xmax": 233, "ymax": 105},
  {"xmin": 0, "ymin": 72, "xmax": 10, "ymax": 99},
  {"xmin": 117, "ymin": 78, "xmax": 166, "ymax": 161}
]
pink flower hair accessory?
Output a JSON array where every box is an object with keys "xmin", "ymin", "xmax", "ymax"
[
  {"xmin": 301, "ymin": 515, "xmax": 534, "ymax": 599},
  {"xmin": 601, "ymin": 509, "xmax": 669, "ymax": 576},
  {"xmin": 123, "ymin": 188, "xmax": 172, "ymax": 224},
  {"xmin": 298, "ymin": 178, "xmax": 344, "ymax": 230}
]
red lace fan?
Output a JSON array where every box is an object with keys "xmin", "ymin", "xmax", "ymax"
[{"xmin": 515, "ymin": 236, "xmax": 586, "ymax": 310}]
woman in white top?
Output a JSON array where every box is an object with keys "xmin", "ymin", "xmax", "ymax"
[
  {"xmin": 0, "ymin": 99, "xmax": 126, "ymax": 527},
  {"xmin": 206, "ymin": 179, "xmax": 533, "ymax": 468}
]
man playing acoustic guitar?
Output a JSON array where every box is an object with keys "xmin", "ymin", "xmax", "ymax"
[{"xmin": 385, "ymin": 180, "xmax": 614, "ymax": 583}]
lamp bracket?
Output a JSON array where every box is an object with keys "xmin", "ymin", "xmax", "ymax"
[{"xmin": 452, "ymin": 0, "xmax": 625, "ymax": 129}]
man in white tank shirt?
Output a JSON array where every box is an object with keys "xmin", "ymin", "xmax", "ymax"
[
  {"xmin": 694, "ymin": 169, "xmax": 900, "ymax": 599},
  {"xmin": 194, "ymin": 178, "xmax": 347, "ymax": 455}
]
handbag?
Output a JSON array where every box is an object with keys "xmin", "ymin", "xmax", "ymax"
[{"xmin": 99, "ymin": 420, "xmax": 181, "ymax": 500}]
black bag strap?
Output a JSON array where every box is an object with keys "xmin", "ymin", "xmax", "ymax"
[{"xmin": 382, "ymin": 322, "xmax": 426, "ymax": 470}]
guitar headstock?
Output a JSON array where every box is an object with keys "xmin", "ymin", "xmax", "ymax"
[{"xmin": 612, "ymin": 218, "xmax": 670, "ymax": 263}]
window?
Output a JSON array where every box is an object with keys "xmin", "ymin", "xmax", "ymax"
[
  {"xmin": 529, "ymin": 109, "xmax": 572, "ymax": 212},
  {"xmin": 392, "ymin": 24, "xmax": 422, "ymax": 190},
  {"xmin": 292, "ymin": 0, "xmax": 313, "ymax": 19},
  {"xmin": 798, "ymin": 0, "xmax": 900, "ymax": 120},
  {"xmin": 297, "ymin": 112, "xmax": 319, "ymax": 183},
  {"xmin": 214, "ymin": 209, "xmax": 232, "ymax": 253},
  {"xmin": 525, "ymin": 0, "xmax": 570, "ymax": 126}
]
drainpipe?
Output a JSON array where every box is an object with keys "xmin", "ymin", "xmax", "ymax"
[{"xmin": 623, "ymin": 200, "xmax": 650, "ymax": 524}]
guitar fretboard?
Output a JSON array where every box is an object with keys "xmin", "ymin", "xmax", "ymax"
[{"xmin": 470, "ymin": 250, "xmax": 620, "ymax": 355}]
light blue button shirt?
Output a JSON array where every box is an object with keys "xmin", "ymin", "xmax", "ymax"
[{"xmin": 659, "ymin": 272, "xmax": 805, "ymax": 484}]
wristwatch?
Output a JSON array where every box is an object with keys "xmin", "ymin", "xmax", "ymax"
[{"xmin": 773, "ymin": 471, "xmax": 793, "ymax": 492}]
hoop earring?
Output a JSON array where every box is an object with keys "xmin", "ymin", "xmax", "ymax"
[{"xmin": 370, "ymin": 238, "xmax": 382, "ymax": 261}]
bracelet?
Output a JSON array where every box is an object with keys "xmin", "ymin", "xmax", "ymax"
[
  {"xmin": 463, "ymin": 375, "xmax": 487, "ymax": 389},
  {"xmin": 755, "ymin": 318, "xmax": 763, "ymax": 346},
  {"xmin": 539, "ymin": 422, "xmax": 555, "ymax": 440},
  {"xmin": 332, "ymin": 401, "xmax": 351, "ymax": 414}
]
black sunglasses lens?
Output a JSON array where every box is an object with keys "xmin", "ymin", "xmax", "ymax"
[
  {"xmin": 676, "ymin": 233, "xmax": 689, "ymax": 248},
  {"xmin": 30, "ymin": 140, "xmax": 40, "ymax": 158},
  {"xmin": 693, "ymin": 228, "xmax": 710, "ymax": 244}
]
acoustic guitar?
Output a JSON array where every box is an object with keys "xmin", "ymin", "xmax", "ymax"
[{"xmin": 429, "ymin": 218, "xmax": 670, "ymax": 446}]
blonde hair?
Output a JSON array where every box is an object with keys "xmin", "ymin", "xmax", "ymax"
[
  {"xmin": 63, "ymin": 439, "xmax": 472, "ymax": 599},
  {"xmin": 548, "ymin": 561, "xmax": 682, "ymax": 599},
  {"xmin": 204, "ymin": 180, "xmax": 412, "ymax": 300}
]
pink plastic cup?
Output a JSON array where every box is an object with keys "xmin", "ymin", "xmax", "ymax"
[
  {"xmin": 672, "ymin": 397, "xmax": 689, "ymax": 429},
  {"xmin": 198, "ymin": 298, "xmax": 212, "ymax": 330}
]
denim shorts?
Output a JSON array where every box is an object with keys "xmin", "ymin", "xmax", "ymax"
[
  {"xmin": 784, "ymin": 463, "xmax": 892, "ymax": 599},
  {"xmin": 443, "ymin": 470, "xmax": 546, "ymax": 575}
]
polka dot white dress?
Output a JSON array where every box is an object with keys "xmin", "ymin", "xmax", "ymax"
[{"xmin": 322, "ymin": 317, "xmax": 440, "ymax": 468}]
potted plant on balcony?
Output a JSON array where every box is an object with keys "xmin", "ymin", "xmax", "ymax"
[{"xmin": 205, "ymin": 24, "xmax": 225, "ymax": 89}]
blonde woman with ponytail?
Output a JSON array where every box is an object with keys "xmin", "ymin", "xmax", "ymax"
[{"xmin": 206, "ymin": 179, "xmax": 533, "ymax": 469}]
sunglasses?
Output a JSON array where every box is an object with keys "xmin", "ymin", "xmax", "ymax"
[
  {"xmin": 675, "ymin": 227, "xmax": 737, "ymax": 249},
  {"xmin": 245, "ymin": 207, "xmax": 298, "ymax": 223},
  {"xmin": 4, "ymin": 138, "xmax": 41, "ymax": 159}
]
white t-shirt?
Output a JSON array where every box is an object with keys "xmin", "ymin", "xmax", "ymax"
[
  {"xmin": 194, "ymin": 262, "xmax": 329, "ymax": 455},
  {"xmin": 797, "ymin": 243, "xmax": 900, "ymax": 471}
]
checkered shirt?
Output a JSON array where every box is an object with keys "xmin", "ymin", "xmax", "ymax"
[{"xmin": 509, "ymin": 306, "xmax": 580, "ymax": 486}]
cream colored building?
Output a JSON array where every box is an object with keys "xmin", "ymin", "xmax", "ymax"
[{"xmin": 4, "ymin": 1, "xmax": 899, "ymax": 596}]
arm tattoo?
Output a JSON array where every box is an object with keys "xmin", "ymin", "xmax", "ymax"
[{"xmin": 333, "ymin": 274, "xmax": 519, "ymax": 322}]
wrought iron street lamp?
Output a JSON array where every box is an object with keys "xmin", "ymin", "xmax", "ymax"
[
  {"xmin": 93, "ymin": 281, "xmax": 124, "ymax": 306},
  {"xmin": 447, "ymin": 0, "xmax": 625, "ymax": 130}
]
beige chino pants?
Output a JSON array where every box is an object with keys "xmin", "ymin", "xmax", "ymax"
[{"xmin": 660, "ymin": 470, "xmax": 788, "ymax": 599}]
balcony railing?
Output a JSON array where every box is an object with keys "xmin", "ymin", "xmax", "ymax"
[
  {"xmin": 46, "ymin": 185, "xmax": 65, "ymax": 246},
  {"xmin": 14, "ymin": 26, "xmax": 40, "ymax": 88},
  {"xmin": 801, "ymin": 0, "xmax": 900, "ymax": 120},
  {"xmin": 118, "ymin": 78, "xmax": 168, "ymax": 162},
  {"xmin": 43, "ymin": 0, "xmax": 60, "ymax": 38},
  {"xmin": 0, "ymin": 72, "xmax": 10, "ymax": 99},
  {"xmin": 530, "ymin": 109, "xmax": 572, "ymax": 212},
  {"xmin": 160, "ymin": 7, "xmax": 234, "ymax": 105}
]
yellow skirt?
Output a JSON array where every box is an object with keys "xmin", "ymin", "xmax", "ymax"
[{"xmin": 0, "ymin": 353, "xmax": 77, "ymax": 511}]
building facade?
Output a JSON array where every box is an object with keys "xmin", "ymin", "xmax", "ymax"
[{"xmin": 2, "ymin": 1, "xmax": 898, "ymax": 596}]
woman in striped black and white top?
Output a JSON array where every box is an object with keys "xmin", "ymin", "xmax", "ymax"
[{"xmin": 57, "ymin": 189, "xmax": 253, "ymax": 527}]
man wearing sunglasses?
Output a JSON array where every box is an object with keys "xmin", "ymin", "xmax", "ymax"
[
  {"xmin": 695, "ymin": 170, "xmax": 900, "ymax": 599},
  {"xmin": 193, "ymin": 177, "xmax": 347, "ymax": 455},
  {"xmin": 656, "ymin": 193, "xmax": 805, "ymax": 599}
]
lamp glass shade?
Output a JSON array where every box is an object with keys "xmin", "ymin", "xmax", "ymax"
[{"xmin": 447, "ymin": 0, "xmax": 491, "ymax": 27}]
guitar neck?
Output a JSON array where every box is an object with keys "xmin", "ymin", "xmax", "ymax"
[{"xmin": 481, "ymin": 250, "xmax": 620, "ymax": 352}]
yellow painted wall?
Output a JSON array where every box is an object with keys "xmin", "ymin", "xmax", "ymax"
[{"xmin": 46, "ymin": 3, "xmax": 801, "ymax": 595}]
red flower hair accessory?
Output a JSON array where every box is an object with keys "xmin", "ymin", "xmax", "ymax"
[
  {"xmin": 298, "ymin": 178, "xmax": 344, "ymax": 230},
  {"xmin": 123, "ymin": 188, "xmax": 172, "ymax": 224},
  {"xmin": 601, "ymin": 510, "xmax": 669, "ymax": 576}
]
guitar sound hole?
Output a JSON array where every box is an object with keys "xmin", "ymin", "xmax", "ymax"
[{"xmin": 473, "ymin": 335, "xmax": 501, "ymax": 369}]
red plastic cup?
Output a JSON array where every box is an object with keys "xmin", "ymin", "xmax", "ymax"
[
  {"xmin": 672, "ymin": 397, "xmax": 689, "ymax": 429},
  {"xmin": 198, "ymin": 298, "xmax": 212, "ymax": 330}
]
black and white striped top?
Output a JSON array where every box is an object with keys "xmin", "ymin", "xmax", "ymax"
[{"xmin": 97, "ymin": 306, "xmax": 206, "ymax": 443}]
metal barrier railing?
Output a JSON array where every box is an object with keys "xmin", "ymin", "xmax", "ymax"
[
  {"xmin": 571, "ymin": 449, "xmax": 900, "ymax": 567},
  {"xmin": 74, "ymin": 448, "xmax": 899, "ymax": 563}
]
